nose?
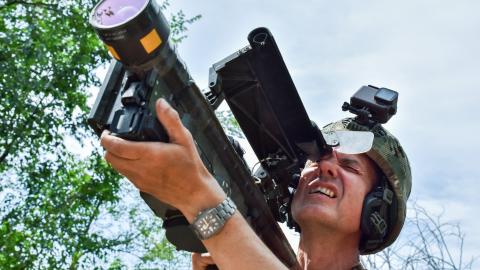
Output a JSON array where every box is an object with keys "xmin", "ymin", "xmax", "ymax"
[{"xmin": 317, "ymin": 154, "xmax": 339, "ymax": 179}]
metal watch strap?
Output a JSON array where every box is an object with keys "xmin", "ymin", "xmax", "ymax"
[{"xmin": 190, "ymin": 197, "xmax": 237, "ymax": 240}]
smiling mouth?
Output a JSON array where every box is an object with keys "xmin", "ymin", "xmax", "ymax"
[{"xmin": 309, "ymin": 187, "xmax": 336, "ymax": 198}]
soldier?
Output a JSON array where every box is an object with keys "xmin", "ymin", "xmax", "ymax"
[{"xmin": 101, "ymin": 99, "xmax": 411, "ymax": 270}]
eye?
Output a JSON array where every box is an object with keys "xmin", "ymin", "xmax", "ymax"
[{"xmin": 340, "ymin": 163, "xmax": 361, "ymax": 174}]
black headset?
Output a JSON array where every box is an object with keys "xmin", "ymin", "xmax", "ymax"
[{"xmin": 359, "ymin": 177, "xmax": 396, "ymax": 253}]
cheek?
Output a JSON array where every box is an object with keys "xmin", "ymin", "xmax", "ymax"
[
  {"xmin": 350, "ymin": 196, "xmax": 365, "ymax": 220},
  {"xmin": 290, "ymin": 190, "xmax": 309, "ymax": 224},
  {"xmin": 290, "ymin": 191, "xmax": 301, "ymax": 217},
  {"xmin": 340, "ymin": 176, "xmax": 371, "ymax": 224},
  {"xmin": 337, "ymin": 195, "xmax": 365, "ymax": 232}
]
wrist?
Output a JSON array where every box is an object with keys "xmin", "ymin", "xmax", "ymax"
[
  {"xmin": 190, "ymin": 197, "xmax": 237, "ymax": 240},
  {"xmin": 179, "ymin": 175, "xmax": 227, "ymax": 223}
]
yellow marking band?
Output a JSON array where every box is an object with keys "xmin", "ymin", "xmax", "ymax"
[
  {"xmin": 107, "ymin": 45, "xmax": 121, "ymax": 60},
  {"xmin": 140, "ymin": 28, "xmax": 162, "ymax": 54}
]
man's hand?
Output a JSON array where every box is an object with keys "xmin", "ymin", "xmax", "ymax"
[
  {"xmin": 100, "ymin": 98, "xmax": 225, "ymax": 221},
  {"xmin": 101, "ymin": 98, "xmax": 287, "ymax": 270},
  {"xmin": 192, "ymin": 253, "xmax": 216, "ymax": 270}
]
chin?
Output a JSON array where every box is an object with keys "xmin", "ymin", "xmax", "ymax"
[{"xmin": 293, "ymin": 205, "xmax": 336, "ymax": 227}]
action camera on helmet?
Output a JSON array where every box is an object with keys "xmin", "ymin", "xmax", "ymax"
[{"xmin": 342, "ymin": 85, "xmax": 398, "ymax": 126}]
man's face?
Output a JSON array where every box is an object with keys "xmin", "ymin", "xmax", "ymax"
[{"xmin": 291, "ymin": 150, "xmax": 378, "ymax": 234}]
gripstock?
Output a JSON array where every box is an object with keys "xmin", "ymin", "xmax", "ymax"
[{"xmin": 87, "ymin": 0, "xmax": 327, "ymax": 267}]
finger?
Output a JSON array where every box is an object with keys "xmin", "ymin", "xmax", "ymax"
[
  {"xmin": 101, "ymin": 129, "xmax": 111, "ymax": 137},
  {"xmin": 192, "ymin": 252, "xmax": 201, "ymax": 263},
  {"xmin": 192, "ymin": 253, "xmax": 215, "ymax": 269},
  {"xmin": 192, "ymin": 253, "xmax": 203, "ymax": 270},
  {"xmin": 199, "ymin": 253, "xmax": 215, "ymax": 265},
  {"xmin": 155, "ymin": 99, "xmax": 192, "ymax": 145},
  {"xmin": 100, "ymin": 131, "xmax": 145, "ymax": 160},
  {"xmin": 104, "ymin": 152, "xmax": 141, "ymax": 185}
]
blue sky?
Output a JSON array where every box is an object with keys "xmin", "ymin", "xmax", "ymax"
[{"xmin": 163, "ymin": 0, "xmax": 480, "ymax": 262}]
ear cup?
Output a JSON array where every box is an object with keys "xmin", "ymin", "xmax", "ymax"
[
  {"xmin": 361, "ymin": 190, "xmax": 386, "ymax": 236},
  {"xmin": 360, "ymin": 183, "xmax": 393, "ymax": 252},
  {"xmin": 286, "ymin": 187, "xmax": 302, "ymax": 233}
]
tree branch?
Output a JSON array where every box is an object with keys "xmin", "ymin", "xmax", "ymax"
[
  {"xmin": 0, "ymin": 84, "xmax": 54, "ymax": 164},
  {"xmin": 68, "ymin": 198, "xmax": 103, "ymax": 270}
]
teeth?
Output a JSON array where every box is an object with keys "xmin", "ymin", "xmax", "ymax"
[{"xmin": 310, "ymin": 187, "xmax": 335, "ymax": 198}]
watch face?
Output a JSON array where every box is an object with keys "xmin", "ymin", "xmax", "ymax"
[
  {"xmin": 200, "ymin": 213, "xmax": 220, "ymax": 236},
  {"xmin": 192, "ymin": 198, "xmax": 236, "ymax": 240}
]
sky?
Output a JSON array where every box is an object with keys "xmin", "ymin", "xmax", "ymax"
[{"xmin": 160, "ymin": 0, "xmax": 480, "ymax": 263}]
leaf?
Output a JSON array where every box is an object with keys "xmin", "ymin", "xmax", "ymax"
[{"xmin": 1, "ymin": 0, "xmax": 200, "ymax": 268}]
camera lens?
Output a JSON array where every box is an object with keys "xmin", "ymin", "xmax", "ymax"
[{"xmin": 91, "ymin": 0, "xmax": 149, "ymax": 27}]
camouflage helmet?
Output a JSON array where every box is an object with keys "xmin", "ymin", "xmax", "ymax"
[{"xmin": 322, "ymin": 118, "xmax": 412, "ymax": 254}]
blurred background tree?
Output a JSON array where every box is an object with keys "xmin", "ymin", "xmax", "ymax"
[
  {"xmin": 0, "ymin": 0, "xmax": 199, "ymax": 268},
  {"xmin": 362, "ymin": 202, "xmax": 476, "ymax": 270}
]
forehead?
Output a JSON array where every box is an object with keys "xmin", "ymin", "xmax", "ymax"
[
  {"xmin": 307, "ymin": 152, "xmax": 379, "ymax": 180},
  {"xmin": 336, "ymin": 152, "xmax": 373, "ymax": 168},
  {"xmin": 307, "ymin": 152, "xmax": 372, "ymax": 166}
]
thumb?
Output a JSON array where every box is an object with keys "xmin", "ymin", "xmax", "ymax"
[{"xmin": 155, "ymin": 98, "xmax": 191, "ymax": 145}]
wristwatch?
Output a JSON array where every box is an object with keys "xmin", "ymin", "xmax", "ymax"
[{"xmin": 190, "ymin": 197, "xmax": 237, "ymax": 240}]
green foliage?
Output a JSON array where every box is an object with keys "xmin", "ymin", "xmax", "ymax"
[
  {"xmin": 142, "ymin": 238, "xmax": 175, "ymax": 262},
  {"xmin": 108, "ymin": 258, "xmax": 128, "ymax": 270},
  {"xmin": 0, "ymin": 0, "xmax": 198, "ymax": 268},
  {"xmin": 0, "ymin": 0, "xmax": 105, "ymax": 169},
  {"xmin": 215, "ymin": 110, "xmax": 245, "ymax": 139},
  {"xmin": 0, "ymin": 152, "xmax": 124, "ymax": 269},
  {"xmin": 169, "ymin": 10, "xmax": 202, "ymax": 44}
]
